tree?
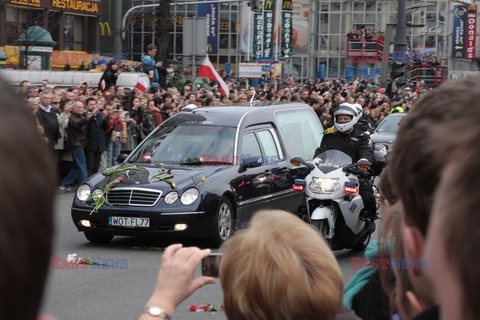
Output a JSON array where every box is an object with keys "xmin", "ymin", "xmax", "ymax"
[{"xmin": 155, "ymin": 0, "xmax": 173, "ymax": 62}]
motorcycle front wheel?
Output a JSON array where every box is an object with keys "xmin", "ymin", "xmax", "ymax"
[{"xmin": 313, "ymin": 219, "xmax": 332, "ymax": 248}]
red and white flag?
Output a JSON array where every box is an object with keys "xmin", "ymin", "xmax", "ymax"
[
  {"xmin": 99, "ymin": 79, "xmax": 106, "ymax": 91},
  {"xmin": 135, "ymin": 76, "xmax": 149, "ymax": 92},
  {"xmin": 196, "ymin": 56, "xmax": 229, "ymax": 97}
]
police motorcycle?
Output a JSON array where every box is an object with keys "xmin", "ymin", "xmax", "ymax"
[{"xmin": 291, "ymin": 150, "xmax": 377, "ymax": 251}]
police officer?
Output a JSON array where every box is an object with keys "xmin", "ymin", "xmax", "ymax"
[{"xmin": 314, "ymin": 103, "xmax": 377, "ymax": 221}]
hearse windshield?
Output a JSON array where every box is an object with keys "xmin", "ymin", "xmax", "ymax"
[{"xmin": 128, "ymin": 125, "xmax": 236, "ymax": 165}]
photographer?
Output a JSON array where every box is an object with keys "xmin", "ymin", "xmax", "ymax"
[
  {"xmin": 85, "ymin": 98, "xmax": 108, "ymax": 176},
  {"xmin": 105, "ymin": 104, "xmax": 124, "ymax": 167}
]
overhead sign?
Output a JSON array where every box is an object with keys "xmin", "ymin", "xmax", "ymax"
[
  {"xmin": 252, "ymin": 8, "xmax": 263, "ymax": 59},
  {"xmin": 239, "ymin": 63, "xmax": 263, "ymax": 78},
  {"xmin": 197, "ymin": 0, "xmax": 219, "ymax": 54},
  {"xmin": 466, "ymin": 5, "xmax": 477, "ymax": 60},
  {"xmin": 4, "ymin": 0, "xmax": 102, "ymax": 15},
  {"xmin": 262, "ymin": 0, "xmax": 275, "ymax": 57},
  {"xmin": 452, "ymin": 5, "xmax": 468, "ymax": 59},
  {"xmin": 280, "ymin": 0, "xmax": 293, "ymax": 60}
]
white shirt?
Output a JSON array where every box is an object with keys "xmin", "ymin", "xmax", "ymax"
[{"xmin": 38, "ymin": 103, "xmax": 52, "ymax": 113}]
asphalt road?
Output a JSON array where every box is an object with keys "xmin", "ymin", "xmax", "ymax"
[{"xmin": 42, "ymin": 192, "xmax": 378, "ymax": 320}]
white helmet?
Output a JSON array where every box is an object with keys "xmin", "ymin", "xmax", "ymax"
[
  {"xmin": 334, "ymin": 103, "xmax": 360, "ymax": 132},
  {"xmin": 353, "ymin": 103, "xmax": 363, "ymax": 122},
  {"xmin": 182, "ymin": 104, "xmax": 197, "ymax": 112}
]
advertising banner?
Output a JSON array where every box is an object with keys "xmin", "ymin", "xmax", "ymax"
[
  {"xmin": 263, "ymin": 0, "xmax": 275, "ymax": 57},
  {"xmin": 197, "ymin": 1, "xmax": 219, "ymax": 54},
  {"xmin": 252, "ymin": 11, "xmax": 264, "ymax": 59},
  {"xmin": 452, "ymin": 5, "xmax": 468, "ymax": 59},
  {"xmin": 280, "ymin": 0, "xmax": 293, "ymax": 60},
  {"xmin": 239, "ymin": 63, "xmax": 264, "ymax": 78},
  {"xmin": 466, "ymin": 5, "xmax": 477, "ymax": 60}
]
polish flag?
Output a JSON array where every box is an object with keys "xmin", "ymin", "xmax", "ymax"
[
  {"xmin": 135, "ymin": 76, "xmax": 149, "ymax": 92},
  {"xmin": 197, "ymin": 56, "xmax": 229, "ymax": 97},
  {"xmin": 99, "ymin": 79, "xmax": 106, "ymax": 91}
]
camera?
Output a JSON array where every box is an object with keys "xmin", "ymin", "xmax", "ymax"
[{"xmin": 201, "ymin": 253, "xmax": 223, "ymax": 278}]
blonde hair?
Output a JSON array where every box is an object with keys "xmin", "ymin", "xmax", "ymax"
[{"xmin": 220, "ymin": 210, "xmax": 343, "ymax": 320}]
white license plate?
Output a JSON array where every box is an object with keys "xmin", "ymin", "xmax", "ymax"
[{"xmin": 108, "ymin": 217, "xmax": 150, "ymax": 228}]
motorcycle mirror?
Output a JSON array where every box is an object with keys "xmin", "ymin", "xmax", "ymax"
[{"xmin": 290, "ymin": 157, "xmax": 305, "ymax": 166}]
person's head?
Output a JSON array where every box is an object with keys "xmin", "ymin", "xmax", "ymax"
[
  {"xmin": 333, "ymin": 103, "xmax": 360, "ymax": 133},
  {"xmin": 132, "ymin": 97, "xmax": 140, "ymax": 106},
  {"xmin": 50, "ymin": 95, "xmax": 61, "ymax": 110},
  {"xmin": 107, "ymin": 60, "xmax": 118, "ymax": 70},
  {"xmin": 97, "ymin": 59, "xmax": 107, "ymax": 71},
  {"xmin": 220, "ymin": 210, "xmax": 343, "ymax": 320},
  {"xmin": 390, "ymin": 76, "xmax": 480, "ymax": 307},
  {"xmin": 71, "ymin": 101, "xmax": 85, "ymax": 115},
  {"xmin": 0, "ymin": 76, "xmax": 56, "ymax": 319},
  {"xmin": 85, "ymin": 97, "xmax": 97, "ymax": 111},
  {"xmin": 147, "ymin": 44, "xmax": 157, "ymax": 57},
  {"xmin": 421, "ymin": 101, "xmax": 480, "ymax": 320},
  {"xmin": 19, "ymin": 80, "xmax": 30, "ymax": 92},
  {"xmin": 147, "ymin": 100, "xmax": 155, "ymax": 111},
  {"xmin": 115, "ymin": 86, "xmax": 125, "ymax": 97},
  {"xmin": 27, "ymin": 97, "xmax": 40, "ymax": 114},
  {"xmin": 39, "ymin": 91, "xmax": 52, "ymax": 107},
  {"xmin": 26, "ymin": 86, "xmax": 39, "ymax": 98}
]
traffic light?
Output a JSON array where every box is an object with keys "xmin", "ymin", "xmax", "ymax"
[
  {"xmin": 248, "ymin": 0, "xmax": 262, "ymax": 12},
  {"xmin": 390, "ymin": 62, "xmax": 404, "ymax": 79}
]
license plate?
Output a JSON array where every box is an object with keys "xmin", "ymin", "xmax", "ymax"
[{"xmin": 108, "ymin": 217, "xmax": 150, "ymax": 228}]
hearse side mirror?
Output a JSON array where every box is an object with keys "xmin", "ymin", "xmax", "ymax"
[
  {"xmin": 239, "ymin": 156, "xmax": 263, "ymax": 173},
  {"xmin": 116, "ymin": 153, "xmax": 129, "ymax": 164}
]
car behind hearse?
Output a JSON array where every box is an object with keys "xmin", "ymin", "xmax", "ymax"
[{"xmin": 71, "ymin": 103, "xmax": 324, "ymax": 246}]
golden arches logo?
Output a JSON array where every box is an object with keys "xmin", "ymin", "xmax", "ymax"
[
  {"xmin": 283, "ymin": 0, "xmax": 292, "ymax": 10},
  {"xmin": 264, "ymin": 0, "xmax": 273, "ymax": 10},
  {"xmin": 99, "ymin": 22, "xmax": 111, "ymax": 36}
]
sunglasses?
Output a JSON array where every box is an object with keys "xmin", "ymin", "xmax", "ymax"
[{"xmin": 52, "ymin": 102, "xmax": 60, "ymax": 104}]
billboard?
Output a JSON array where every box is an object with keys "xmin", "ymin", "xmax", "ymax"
[
  {"xmin": 452, "ymin": 5, "xmax": 468, "ymax": 59},
  {"xmin": 466, "ymin": 5, "xmax": 477, "ymax": 60},
  {"xmin": 197, "ymin": 0, "xmax": 218, "ymax": 54}
]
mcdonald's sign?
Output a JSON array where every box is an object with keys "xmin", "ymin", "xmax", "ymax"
[
  {"xmin": 264, "ymin": 0, "xmax": 274, "ymax": 10},
  {"xmin": 99, "ymin": 22, "xmax": 111, "ymax": 37},
  {"xmin": 282, "ymin": 0, "xmax": 292, "ymax": 10}
]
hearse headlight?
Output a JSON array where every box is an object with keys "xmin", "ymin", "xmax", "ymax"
[
  {"xmin": 91, "ymin": 189, "xmax": 103, "ymax": 200},
  {"xmin": 181, "ymin": 188, "xmax": 199, "ymax": 205},
  {"xmin": 76, "ymin": 184, "xmax": 91, "ymax": 202},
  {"xmin": 164, "ymin": 191, "xmax": 179, "ymax": 205}
]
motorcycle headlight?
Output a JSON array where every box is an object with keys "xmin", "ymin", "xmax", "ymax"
[
  {"xmin": 164, "ymin": 191, "xmax": 179, "ymax": 205},
  {"xmin": 309, "ymin": 178, "xmax": 340, "ymax": 193},
  {"xmin": 76, "ymin": 184, "xmax": 91, "ymax": 202},
  {"xmin": 181, "ymin": 188, "xmax": 199, "ymax": 205}
]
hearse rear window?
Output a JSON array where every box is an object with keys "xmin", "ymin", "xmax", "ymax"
[{"xmin": 275, "ymin": 109, "xmax": 324, "ymax": 160}]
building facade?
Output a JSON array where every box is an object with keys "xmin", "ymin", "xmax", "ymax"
[
  {"xmin": 0, "ymin": 0, "xmax": 102, "ymax": 51},
  {"xmin": 127, "ymin": 0, "xmax": 479, "ymax": 80}
]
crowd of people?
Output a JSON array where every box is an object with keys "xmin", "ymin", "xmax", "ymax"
[
  {"xmin": 20, "ymin": 67, "xmax": 426, "ymax": 189},
  {"xmin": 347, "ymin": 28, "xmax": 384, "ymax": 42}
]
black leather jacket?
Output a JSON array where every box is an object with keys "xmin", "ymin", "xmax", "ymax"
[
  {"xmin": 314, "ymin": 128, "xmax": 373, "ymax": 162},
  {"xmin": 67, "ymin": 113, "xmax": 88, "ymax": 147}
]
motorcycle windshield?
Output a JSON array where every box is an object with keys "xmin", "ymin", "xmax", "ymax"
[{"xmin": 315, "ymin": 150, "xmax": 353, "ymax": 174}]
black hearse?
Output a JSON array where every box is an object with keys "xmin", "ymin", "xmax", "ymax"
[{"xmin": 71, "ymin": 103, "xmax": 324, "ymax": 246}]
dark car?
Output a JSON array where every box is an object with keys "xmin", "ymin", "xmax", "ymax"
[
  {"xmin": 71, "ymin": 104, "xmax": 324, "ymax": 246},
  {"xmin": 370, "ymin": 113, "xmax": 407, "ymax": 175}
]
